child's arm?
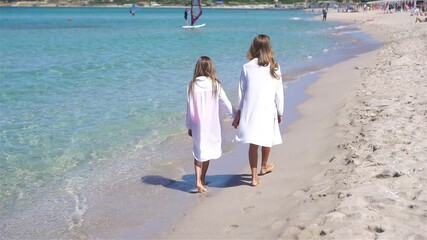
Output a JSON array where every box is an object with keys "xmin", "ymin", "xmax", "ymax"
[
  {"xmin": 186, "ymin": 88, "xmax": 193, "ymax": 136},
  {"xmin": 237, "ymin": 68, "xmax": 246, "ymax": 111},
  {"xmin": 275, "ymin": 65, "xmax": 284, "ymax": 123},
  {"xmin": 232, "ymin": 68, "xmax": 246, "ymax": 128},
  {"xmin": 218, "ymin": 86, "xmax": 234, "ymax": 118}
]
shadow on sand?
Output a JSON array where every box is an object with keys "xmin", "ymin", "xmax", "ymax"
[{"xmin": 141, "ymin": 174, "xmax": 252, "ymax": 193}]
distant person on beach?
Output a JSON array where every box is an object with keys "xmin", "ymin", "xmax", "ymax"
[
  {"xmin": 186, "ymin": 56, "xmax": 234, "ymax": 193},
  {"xmin": 184, "ymin": 8, "xmax": 190, "ymax": 26},
  {"xmin": 322, "ymin": 8, "xmax": 327, "ymax": 21},
  {"xmin": 232, "ymin": 34, "xmax": 284, "ymax": 187}
]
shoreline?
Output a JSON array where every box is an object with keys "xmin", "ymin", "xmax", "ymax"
[{"xmin": 152, "ymin": 11, "xmax": 426, "ymax": 239}]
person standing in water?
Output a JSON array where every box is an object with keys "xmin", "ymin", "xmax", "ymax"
[
  {"xmin": 186, "ymin": 56, "xmax": 234, "ymax": 193},
  {"xmin": 322, "ymin": 8, "xmax": 328, "ymax": 21},
  {"xmin": 184, "ymin": 8, "xmax": 190, "ymax": 26},
  {"xmin": 232, "ymin": 34, "xmax": 284, "ymax": 187}
]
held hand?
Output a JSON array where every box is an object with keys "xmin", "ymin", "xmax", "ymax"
[
  {"xmin": 232, "ymin": 110, "xmax": 241, "ymax": 129},
  {"xmin": 278, "ymin": 115, "xmax": 282, "ymax": 124},
  {"xmin": 188, "ymin": 129, "xmax": 192, "ymax": 137},
  {"xmin": 232, "ymin": 118, "xmax": 239, "ymax": 129}
]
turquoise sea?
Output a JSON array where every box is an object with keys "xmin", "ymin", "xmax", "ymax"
[{"xmin": 0, "ymin": 7, "xmax": 379, "ymax": 238}]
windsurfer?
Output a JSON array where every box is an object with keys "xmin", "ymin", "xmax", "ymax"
[
  {"xmin": 184, "ymin": 8, "xmax": 190, "ymax": 25},
  {"xmin": 130, "ymin": 3, "xmax": 136, "ymax": 16}
]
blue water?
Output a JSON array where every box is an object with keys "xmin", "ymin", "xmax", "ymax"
[{"xmin": 0, "ymin": 7, "xmax": 374, "ymax": 238}]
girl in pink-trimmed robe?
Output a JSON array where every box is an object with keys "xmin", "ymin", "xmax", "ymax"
[
  {"xmin": 232, "ymin": 34, "xmax": 284, "ymax": 187},
  {"xmin": 186, "ymin": 56, "xmax": 234, "ymax": 193}
]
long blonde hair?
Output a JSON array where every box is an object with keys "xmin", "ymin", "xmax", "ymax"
[
  {"xmin": 247, "ymin": 34, "xmax": 280, "ymax": 79},
  {"xmin": 188, "ymin": 56, "xmax": 222, "ymax": 97}
]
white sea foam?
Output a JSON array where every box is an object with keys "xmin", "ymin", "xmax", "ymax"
[{"xmin": 334, "ymin": 25, "xmax": 348, "ymax": 30}]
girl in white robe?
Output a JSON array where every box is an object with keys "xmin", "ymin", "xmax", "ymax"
[
  {"xmin": 186, "ymin": 56, "xmax": 234, "ymax": 193},
  {"xmin": 232, "ymin": 34, "xmax": 284, "ymax": 187}
]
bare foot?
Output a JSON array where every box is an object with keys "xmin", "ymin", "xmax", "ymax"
[
  {"xmin": 260, "ymin": 163, "xmax": 275, "ymax": 175},
  {"xmin": 250, "ymin": 178, "xmax": 259, "ymax": 187},
  {"xmin": 197, "ymin": 185, "xmax": 208, "ymax": 193}
]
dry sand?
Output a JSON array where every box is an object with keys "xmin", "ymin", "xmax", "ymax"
[
  {"xmin": 154, "ymin": 11, "xmax": 427, "ymax": 239},
  {"xmin": 279, "ymin": 11, "xmax": 427, "ymax": 240}
]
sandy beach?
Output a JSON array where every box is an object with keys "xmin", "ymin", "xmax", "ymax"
[{"xmin": 152, "ymin": 11, "xmax": 427, "ymax": 239}]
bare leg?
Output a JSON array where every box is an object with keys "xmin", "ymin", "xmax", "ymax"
[
  {"xmin": 261, "ymin": 146, "xmax": 271, "ymax": 167},
  {"xmin": 260, "ymin": 146, "xmax": 275, "ymax": 175},
  {"xmin": 194, "ymin": 159, "xmax": 207, "ymax": 193},
  {"xmin": 201, "ymin": 160, "xmax": 210, "ymax": 186},
  {"xmin": 249, "ymin": 144, "xmax": 259, "ymax": 186}
]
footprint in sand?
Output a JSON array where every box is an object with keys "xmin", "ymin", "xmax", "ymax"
[
  {"xmin": 225, "ymin": 224, "xmax": 239, "ymax": 232},
  {"xmin": 279, "ymin": 225, "xmax": 306, "ymax": 239},
  {"xmin": 243, "ymin": 205, "xmax": 254, "ymax": 214},
  {"xmin": 375, "ymin": 170, "xmax": 404, "ymax": 179},
  {"xmin": 368, "ymin": 225, "xmax": 385, "ymax": 233}
]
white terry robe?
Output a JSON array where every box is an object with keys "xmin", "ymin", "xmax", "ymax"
[
  {"xmin": 234, "ymin": 58, "xmax": 284, "ymax": 147},
  {"xmin": 186, "ymin": 76, "xmax": 234, "ymax": 162}
]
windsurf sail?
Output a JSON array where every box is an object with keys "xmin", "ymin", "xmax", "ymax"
[
  {"xmin": 190, "ymin": 0, "xmax": 202, "ymax": 26},
  {"xmin": 130, "ymin": 3, "xmax": 136, "ymax": 16}
]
